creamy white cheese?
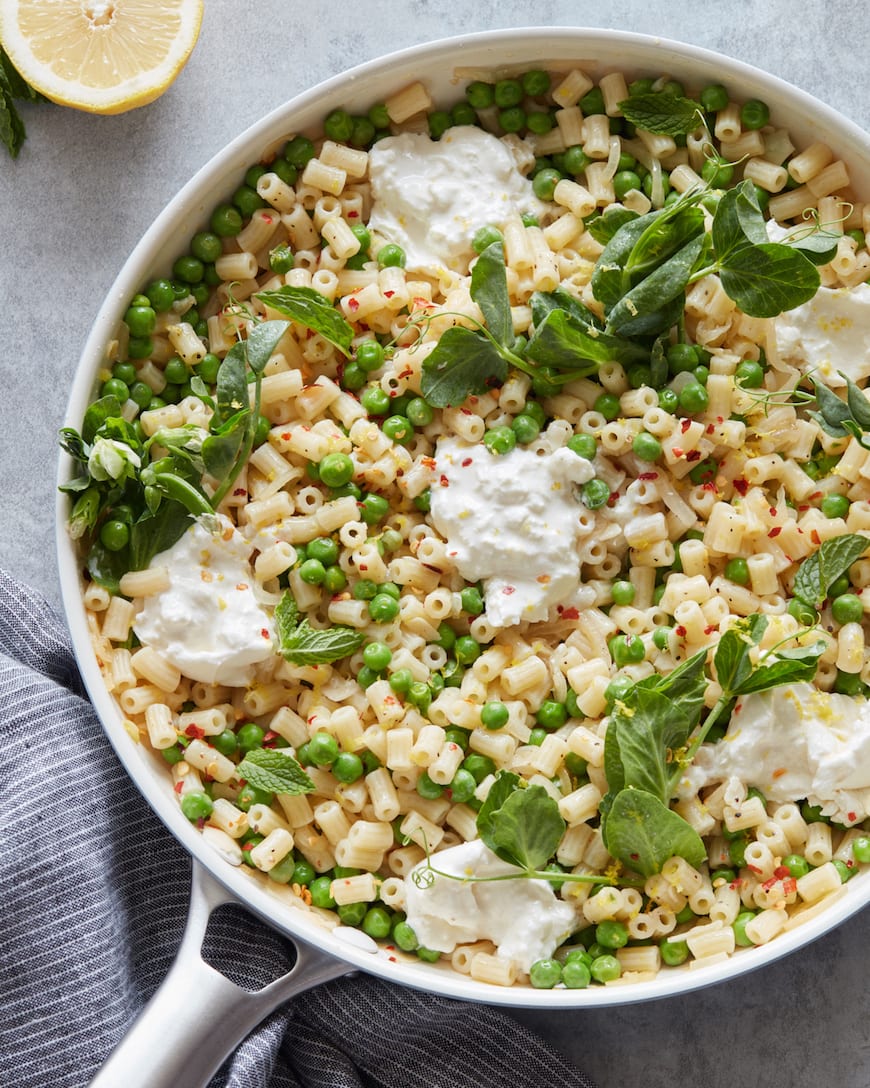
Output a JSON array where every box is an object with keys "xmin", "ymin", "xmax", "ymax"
[
  {"xmin": 133, "ymin": 514, "xmax": 274, "ymax": 687},
  {"xmin": 689, "ymin": 683, "xmax": 870, "ymax": 825},
  {"xmin": 403, "ymin": 840, "xmax": 577, "ymax": 973},
  {"xmin": 429, "ymin": 437, "xmax": 596, "ymax": 627},
  {"xmin": 773, "ymin": 282, "xmax": 870, "ymax": 387},
  {"xmin": 367, "ymin": 125, "xmax": 545, "ymax": 274}
]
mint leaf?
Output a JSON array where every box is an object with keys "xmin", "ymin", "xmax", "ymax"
[
  {"xmin": 274, "ymin": 590, "xmax": 300, "ymax": 645},
  {"xmin": 605, "ymin": 788, "xmax": 706, "ymax": 877},
  {"xmin": 236, "ymin": 748, "xmax": 315, "ymax": 795},
  {"xmin": 618, "ymin": 92, "xmax": 704, "ymax": 136},
  {"xmin": 793, "ymin": 533, "xmax": 869, "ymax": 609},
  {"xmin": 281, "ymin": 618, "xmax": 365, "ymax": 665},
  {"xmin": 420, "ymin": 326, "xmax": 509, "ymax": 407},
  {"xmin": 256, "ymin": 285, "xmax": 354, "ymax": 357}
]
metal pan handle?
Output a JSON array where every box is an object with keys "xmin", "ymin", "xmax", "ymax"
[{"xmin": 90, "ymin": 861, "xmax": 353, "ymax": 1088}]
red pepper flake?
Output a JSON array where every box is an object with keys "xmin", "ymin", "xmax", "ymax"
[
  {"xmin": 281, "ymin": 432, "xmax": 291, "ymax": 441},
  {"xmin": 174, "ymin": 781, "xmax": 184, "ymax": 795},
  {"xmin": 773, "ymin": 865, "xmax": 791, "ymax": 880},
  {"xmin": 638, "ymin": 471, "xmax": 659, "ymax": 480},
  {"xmin": 733, "ymin": 477, "xmax": 748, "ymax": 496},
  {"xmin": 769, "ymin": 507, "xmax": 778, "ymax": 518},
  {"xmin": 536, "ymin": 574, "xmax": 551, "ymax": 584},
  {"xmin": 236, "ymin": 582, "xmax": 249, "ymax": 591},
  {"xmin": 398, "ymin": 366, "xmax": 413, "ymax": 379},
  {"xmin": 798, "ymin": 504, "xmax": 809, "ymax": 512},
  {"xmin": 439, "ymin": 474, "xmax": 449, "ymax": 487},
  {"xmin": 686, "ymin": 450, "xmax": 701, "ymax": 463},
  {"xmin": 811, "ymin": 529, "xmax": 821, "ymax": 546},
  {"xmin": 233, "ymin": 487, "xmax": 247, "ymax": 497},
  {"xmin": 809, "ymin": 491, "xmax": 822, "ymax": 500},
  {"xmin": 672, "ymin": 446, "xmax": 685, "ymax": 458},
  {"xmin": 848, "ymin": 811, "xmax": 858, "ymax": 823},
  {"xmin": 704, "ymin": 624, "xmax": 717, "ymax": 635},
  {"xmin": 747, "ymin": 864, "xmax": 763, "ymax": 875},
  {"xmin": 681, "ymin": 419, "xmax": 692, "ymax": 433},
  {"xmin": 384, "ymin": 695, "xmax": 397, "ymax": 706},
  {"xmin": 384, "ymin": 290, "xmax": 395, "ymax": 298},
  {"xmin": 771, "ymin": 767, "xmax": 786, "ymax": 778},
  {"xmin": 261, "ymin": 628, "xmax": 270, "ymax": 639},
  {"xmin": 184, "ymin": 724, "xmax": 206, "ymax": 740},
  {"xmin": 607, "ymin": 491, "xmax": 620, "ymax": 506},
  {"xmin": 768, "ymin": 526, "xmax": 782, "ymax": 538},
  {"xmin": 359, "ymin": 564, "xmax": 368, "ymax": 571},
  {"xmin": 461, "ymin": 458, "xmax": 472, "ymax": 467},
  {"xmin": 560, "ymin": 607, "xmax": 580, "ymax": 620},
  {"xmin": 675, "ymin": 625, "xmax": 687, "ymax": 638},
  {"xmin": 422, "ymin": 456, "xmax": 436, "ymax": 469},
  {"xmin": 348, "ymin": 209, "xmax": 359, "ymax": 218},
  {"xmin": 783, "ymin": 877, "xmax": 798, "ymax": 895},
  {"xmin": 706, "ymin": 423, "xmax": 715, "ymax": 434},
  {"xmin": 347, "ymin": 297, "xmax": 360, "ymax": 312},
  {"xmin": 703, "ymin": 482, "xmax": 718, "ymax": 492},
  {"xmin": 734, "ymin": 703, "xmax": 742, "ymax": 714},
  {"xmin": 502, "ymin": 586, "xmax": 516, "ymax": 595},
  {"xmin": 461, "ymin": 407, "xmax": 472, "ymax": 415}
]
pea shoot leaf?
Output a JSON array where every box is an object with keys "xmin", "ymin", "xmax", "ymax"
[
  {"xmin": 605, "ymin": 234, "xmax": 706, "ymax": 336},
  {"xmin": 718, "ymin": 242, "xmax": 820, "ymax": 318},
  {"xmin": 236, "ymin": 748, "xmax": 315, "ymax": 796},
  {"xmin": 618, "ymin": 92, "xmax": 705, "ymax": 137},
  {"xmin": 471, "ymin": 241, "xmax": 513, "ymax": 349},
  {"xmin": 793, "ymin": 533, "xmax": 870, "ymax": 609},
  {"xmin": 605, "ymin": 788, "xmax": 707, "ymax": 877},
  {"xmin": 256, "ymin": 285, "xmax": 354, "ymax": 357},
  {"xmin": 246, "ymin": 319, "xmax": 291, "ymax": 374},
  {"xmin": 586, "ymin": 207, "xmax": 639, "ymax": 245},
  {"xmin": 711, "ymin": 181, "xmax": 768, "ymax": 265},
  {"xmin": 476, "ymin": 772, "xmax": 565, "ymax": 871},
  {"xmin": 527, "ymin": 307, "xmax": 649, "ymax": 369},
  {"xmin": 420, "ymin": 326, "xmax": 509, "ymax": 407}
]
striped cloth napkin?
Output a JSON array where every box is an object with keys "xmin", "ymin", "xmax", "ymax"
[{"xmin": 0, "ymin": 571, "xmax": 597, "ymax": 1088}]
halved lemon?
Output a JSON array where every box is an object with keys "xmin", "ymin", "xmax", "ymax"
[{"xmin": 0, "ymin": 0, "xmax": 204, "ymax": 115}]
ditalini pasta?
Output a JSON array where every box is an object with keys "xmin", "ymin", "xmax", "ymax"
[{"xmin": 63, "ymin": 63, "xmax": 870, "ymax": 990}]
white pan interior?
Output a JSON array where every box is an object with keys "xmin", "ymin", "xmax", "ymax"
[{"xmin": 57, "ymin": 26, "xmax": 870, "ymax": 1008}]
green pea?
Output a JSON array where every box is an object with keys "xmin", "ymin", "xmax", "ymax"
[
  {"xmin": 299, "ymin": 558, "xmax": 326, "ymax": 585},
  {"xmin": 210, "ymin": 204, "xmax": 243, "ymax": 237},
  {"xmin": 360, "ymin": 493, "xmax": 390, "ymax": 525},
  {"xmin": 701, "ymin": 157, "xmax": 734, "ymax": 187},
  {"xmin": 362, "ymin": 906, "xmax": 393, "ymax": 939},
  {"xmin": 267, "ymin": 851, "xmax": 298, "ymax": 885},
  {"xmin": 377, "ymin": 243, "xmax": 406, "ymax": 268},
  {"xmin": 609, "ymin": 633, "xmax": 645, "ymax": 667},
  {"xmin": 821, "ymin": 493, "xmax": 850, "ymax": 519},
  {"xmin": 190, "ymin": 230, "xmax": 223, "ymax": 263},
  {"xmin": 124, "ymin": 304, "xmax": 157, "ymax": 338},
  {"xmin": 353, "ymin": 579, "xmax": 378, "ymax": 601},
  {"xmin": 788, "ymin": 597, "xmax": 817, "ymax": 625},
  {"xmin": 307, "ymin": 536, "xmax": 339, "ymax": 566},
  {"xmin": 361, "ymin": 385, "xmax": 391, "ymax": 415},
  {"xmin": 526, "ymin": 110, "xmax": 555, "ymax": 135},
  {"xmin": 356, "ymin": 665, "xmax": 379, "ymax": 689},
  {"xmin": 237, "ymin": 722, "xmax": 265, "ymax": 752},
  {"xmin": 561, "ymin": 959, "xmax": 591, "ymax": 988},
  {"xmin": 363, "ymin": 641, "xmax": 392, "ymax": 672},
  {"xmin": 480, "ymin": 700, "xmax": 509, "ymax": 731},
  {"xmin": 269, "ymin": 243, "xmax": 295, "ymax": 274},
  {"xmin": 211, "ymin": 730, "xmax": 239, "ymax": 759},
  {"xmin": 832, "ymin": 593, "xmax": 863, "ymax": 624},
  {"xmin": 483, "ymin": 425, "xmax": 517, "ymax": 455},
  {"xmin": 472, "ymin": 224, "xmax": 504, "ymax": 254},
  {"xmin": 563, "ymin": 145, "xmax": 590, "ymax": 175},
  {"xmin": 536, "ymin": 699, "xmax": 568, "ymax": 731},
  {"xmin": 307, "ymin": 732, "xmax": 339, "ymax": 767},
  {"xmin": 459, "ymin": 586, "xmax": 484, "ymax": 616},
  {"xmin": 428, "ymin": 110, "xmax": 451, "ymax": 140},
  {"xmin": 725, "ymin": 557, "xmax": 750, "ymax": 585},
  {"xmin": 521, "ymin": 69, "xmax": 551, "ymax": 96},
  {"xmin": 283, "ymin": 135, "xmax": 315, "ymax": 167},
  {"xmin": 324, "ymin": 108, "xmax": 354, "ymax": 142},
  {"xmin": 736, "ymin": 359, "xmax": 764, "ymax": 388},
  {"xmin": 834, "ymin": 668, "xmax": 865, "ymax": 695},
  {"xmin": 509, "ymin": 413, "xmax": 540, "ymax": 444},
  {"xmin": 852, "ymin": 836, "xmax": 870, "ymax": 864},
  {"xmin": 406, "ymin": 397, "xmax": 434, "ymax": 427},
  {"xmin": 659, "ymin": 938, "xmax": 689, "ymax": 966},
  {"xmin": 392, "ymin": 920, "xmax": 419, "ymax": 951},
  {"xmin": 611, "ymin": 580, "xmax": 635, "ymax": 606},
  {"xmin": 406, "ymin": 681, "xmax": 432, "ymax": 713},
  {"xmin": 369, "ymin": 593, "xmax": 400, "ymax": 623},
  {"xmin": 416, "ymin": 771, "xmax": 444, "ymax": 800},
  {"xmin": 632, "ymin": 431, "xmax": 662, "ymax": 463},
  {"xmin": 589, "ymin": 954, "xmax": 621, "ymax": 983},
  {"xmin": 448, "ymin": 768, "xmax": 477, "ymax": 804},
  {"xmin": 337, "ymin": 901, "xmax": 368, "ymax": 926},
  {"xmin": 594, "ymin": 392, "xmax": 620, "ymax": 420},
  {"xmin": 318, "ymin": 452, "xmax": 354, "ymax": 488},
  {"xmin": 658, "ymin": 388, "xmax": 679, "ymax": 414},
  {"xmin": 529, "ymin": 958, "xmax": 562, "ymax": 988},
  {"xmin": 127, "ymin": 335, "xmax": 154, "ymax": 360},
  {"xmin": 613, "ymin": 169, "xmax": 642, "ymax": 199},
  {"xmin": 416, "ymin": 946, "xmax": 442, "ymax": 963},
  {"xmin": 532, "ymin": 167, "xmax": 562, "ymax": 202},
  {"xmin": 454, "ymin": 635, "xmax": 481, "ymax": 665},
  {"xmin": 494, "ymin": 78, "xmax": 523, "ymax": 108},
  {"xmin": 782, "ymin": 853, "xmax": 811, "ymax": 878},
  {"xmin": 700, "ymin": 83, "xmax": 729, "ymax": 112},
  {"xmin": 679, "ymin": 382, "xmax": 709, "ymax": 414},
  {"xmin": 740, "ymin": 98, "xmax": 770, "ymax": 130},
  {"xmin": 99, "ymin": 519, "xmax": 129, "ymax": 551},
  {"xmin": 235, "ymin": 788, "xmax": 272, "ymax": 815},
  {"xmin": 309, "ymin": 875, "xmax": 336, "ymax": 909},
  {"xmin": 383, "ymin": 415, "xmax": 413, "ymax": 445},
  {"xmin": 595, "ymin": 920, "xmax": 629, "ymax": 949},
  {"xmin": 146, "ymin": 277, "xmax": 176, "ymax": 312},
  {"xmin": 582, "ymin": 478, "xmax": 611, "ymax": 509},
  {"xmin": 462, "ymin": 752, "xmax": 496, "ymax": 784},
  {"xmin": 567, "ymin": 433, "xmax": 597, "ymax": 460},
  {"xmin": 466, "ymin": 80, "xmax": 495, "ymax": 109},
  {"xmin": 180, "ymin": 790, "xmax": 213, "ymax": 821}
]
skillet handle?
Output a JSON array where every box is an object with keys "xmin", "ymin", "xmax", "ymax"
[{"xmin": 90, "ymin": 861, "xmax": 353, "ymax": 1088}]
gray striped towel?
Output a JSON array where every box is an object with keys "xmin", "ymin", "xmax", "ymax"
[{"xmin": 0, "ymin": 571, "xmax": 596, "ymax": 1088}]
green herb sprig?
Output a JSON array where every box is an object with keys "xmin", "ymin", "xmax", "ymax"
[
  {"xmin": 236, "ymin": 747, "xmax": 315, "ymax": 795},
  {"xmin": 0, "ymin": 46, "xmax": 45, "ymax": 158},
  {"xmin": 274, "ymin": 590, "xmax": 365, "ymax": 665}
]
